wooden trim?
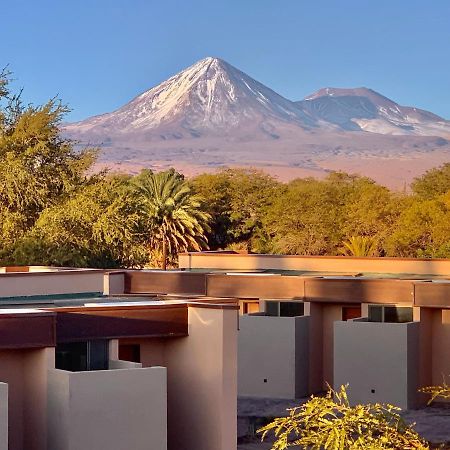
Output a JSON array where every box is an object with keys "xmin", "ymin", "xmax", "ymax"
[
  {"xmin": 53, "ymin": 305, "xmax": 189, "ymax": 343},
  {"xmin": 0, "ymin": 314, "xmax": 56, "ymax": 349},
  {"xmin": 414, "ymin": 282, "xmax": 450, "ymax": 308},
  {"xmin": 206, "ymin": 274, "xmax": 306, "ymax": 299},
  {"xmin": 125, "ymin": 271, "xmax": 207, "ymax": 295},
  {"xmin": 304, "ymin": 278, "xmax": 415, "ymax": 304}
]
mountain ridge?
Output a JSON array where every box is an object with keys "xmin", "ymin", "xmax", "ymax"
[{"xmin": 63, "ymin": 57, "xmax": 450, "ymax": 189}]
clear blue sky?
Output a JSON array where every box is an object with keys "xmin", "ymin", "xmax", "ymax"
[{"xmin": 1, "ymin": 0, "xmax": 449, "ymax": 121}]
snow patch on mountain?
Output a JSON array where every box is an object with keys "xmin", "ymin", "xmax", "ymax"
[
  {"xmin": 65, "ymin": 57, "xmax": 326, "ymax": 141},
  {"xmin": 299, "ymin": 87, "xmax": 450, "ymax": 136}
]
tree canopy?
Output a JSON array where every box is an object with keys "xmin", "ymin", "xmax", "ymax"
[
  {"xmin": 0, "ymin": 70, "xmax": 449, "ymax": 267},
  {"xmin": 132, "ymin": 169, "xmax": 210, "ymax": 269}
]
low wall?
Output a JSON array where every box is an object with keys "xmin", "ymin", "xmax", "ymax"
[
  {"xmin": 238, "ymin": 315, "xmax": 309, "ymax": 398},
  {"xmin": 125, "ymin": 270, "xmax": 207, "ymax": 295},
  {"xmin": 108, "ymin": 359, "xmax": 142, "ymax": 369},
  {"xmin": 334, "ymin": 320, "xmax": 419, "ymax": 409},
  {"xmin": 47, "ymin": 366, "xmax": 167, "ymax": 450},
  {"xmin": 136, "ymin": 304, "xmax": 238, "ymax": 450},
  {"xmin": 179, "ymin": 253, "xmax": 450, "ymax": 276},
  {"xmin": 207, "ymin": 274, "xmax": 305, "ymax": 299},
  {"xmin": 0, "ymin": 348, "xmax": 54, "ymax": 450},
  {"xmin": 0, "ymin": 271, "xmax": 104, "ymax": 298}
]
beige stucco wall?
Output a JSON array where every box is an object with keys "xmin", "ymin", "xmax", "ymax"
[
  {"xmin": 0, "ymin": 272, "xmax": 104, "ymax": 298},
  {"xmin": 47, "ymin": 366, "xmax": 167, "ymax": 450},
  {"xmin": 179, "ymin": 253, "xmax": 450, "ymax": 276},
  {"xmin": 431, "ymin": 309, "xmax": 450, "ymax": 386},
  {"xmin": 137, "ymin": 306, "xmax": 238, "ymax": 450},
  {"xmin": 108, "ymin": 359, "xmax": 142, "ymax": 369},
  {"xmin": 0, "ymin": 348, "xmax": 54, "ymax": 450},
  {"xmin": 0, "ymin": 383, "xmax": 7, "ymax": 450},
  {"xmin": 322, "ymin": 305, "xmax": 345, "ymax": 388},
  {"xmin": 103, "ymin": 272, "xmax": 125, "ymax": 295},
  {"xmin": 238, "ymin": 315, "xmax": 309, "ymax": 398},
  {"xmin": 334, "ymin": 320, "xmax": 420, "ymax": 409},
  {"xmin": 415, "ymin": 307, "xmax": 450, "ymax": 405}
]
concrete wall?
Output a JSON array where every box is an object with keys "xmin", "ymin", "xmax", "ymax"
[
  {"xmin": 413, "ymin": 308, "xmax": 450, "ymax": 405},
  {"xmin": 238, "ymin": 315, "xmax": 309, "ymax": 398},
  {"xmin": 334, "ymin": 320, "xmax": 420, "ymax": 409},
  {"xmin": 303, "ymin": 303, "xmax": 349, "ymax": 392},
  {"xmin": 0, "ymin": 383, "xmax": 7, "ymax": 450},
  {"xmin": 322, "ymin": 305, "xmax": 344, "ymax": 388},
  {"xmin": 136, "ymin": 305, "xmax": 238, "ymax": 450},
  {"xmin": 0, "ymin": 348, "xmax": 54, "ymax": 450},
  {"xmin": 429, "ymin": 309, "xmax": 450, "ymax": 387},
  {"xmin": 108, "ymin": 359, "xmax": 142, "ymax": 369},
  {"xmin": 179, "ymin": 253, "xmax": 450, "ymax": 276},
  {"xmin": 207, "ymin": 274, "xmax": 305, "ymax": 299},
  {"xmin": 47, "ymin": 366, "xmax": 167, "ymax": 450},
  {"xmin": 103, "ymin": 272, "xmax": 125, "ymax": 295},
  {"xmin": 0, "ymin": 271, "xmax": 103, "ymax": 298}
]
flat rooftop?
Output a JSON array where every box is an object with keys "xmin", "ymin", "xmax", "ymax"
[{"xmin": 185, "ymin": 268, "xmax": 450, "ymax": 280}]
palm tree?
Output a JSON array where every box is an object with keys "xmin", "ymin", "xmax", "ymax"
[
  {"xmin": 132, "ymin": 170, "xmax": 210, "ymax": 269},
  {"xmin": 341, "ymin": 235, "xmax": 378, "ymax": 257}
]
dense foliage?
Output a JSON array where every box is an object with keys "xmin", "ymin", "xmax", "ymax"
[
  {"xmin": 191, "ymin": 166, "xmax": 450, "ymax": 259},
  {"xmin": 0, "ymin": 71, "xmax": 449, "ymax": 267},
  {"xmin": 131, "ymin": 169, "xmax": 210, "ymax": 269},
  {"xmin": 258, "ymin": 385, "xmax": 429, "ymax": 450}
]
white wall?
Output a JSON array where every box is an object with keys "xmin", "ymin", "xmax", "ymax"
[
  {"xmin": 0, "ymin": 383, "xmax": 7, "ymax": 450},
  {"xmin": 238, "ymin": 315, "xmax": 309, "ymax": 398},
  {"xmin": 47, "ymin": 366, "xmax": 167, "ymax": 450},
  {"xmin": 334, "ymin": 320, "xmax": 419, "ymax": 409}
]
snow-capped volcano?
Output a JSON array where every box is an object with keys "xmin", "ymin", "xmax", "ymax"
[
  {"xmin": 64, "ymin": 57, "xmax": 450, "ymax": 189},
  {"xmin": 65, "ymin": 57, "xmax": 324, "ymax": 143},
  {"xmin": 298, "ymin": 87, "xmax": 450, "ymax": 136}
]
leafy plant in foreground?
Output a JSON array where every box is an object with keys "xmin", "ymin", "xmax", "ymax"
[{"xmin": 258, "ymin": 385, "xmax": 428, "ymax": 450}]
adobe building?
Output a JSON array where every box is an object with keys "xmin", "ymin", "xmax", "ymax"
[
  {"xmin": 0, "ymin": 267, "xmax": 238, "ymax": 450},
  {"xmin": 1, "ymin": 255, "xmax": 450, "ymax": 449},
  {"xmin": 177, "ymin": 252, "xmax": 450, "ymax": 410}
]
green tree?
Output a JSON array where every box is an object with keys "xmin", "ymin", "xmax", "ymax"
[
  {"xmin": 340, "ymin": 176, "xmax": 403, "ymax": 247},
  {"xmin": 10, "ymin": 176, "xmax": 147, "ymax": 268},
  {"xmin": 258, "ymin": 385, "xmax": 428, "ymax": 450},
  {"xmin": 411, "ymin": 163, "xmax": 450, "ymax": 199},
  {"xmin": 0, "ymin": 71, "xmax": 97, "ymax": 254},
  {"xmin": 263, "ymin": 173, "xmax": 403, "ymax": 256},
  {"xmin": 191, "ymin": 168, "xmax": 280, "ymax": 251},
  {"xmin": 132, "ymin": 169, "xmax": 210, "ymax": 269},
  {"xmin": 385, "ymin": 192, "xmax": 450, "ymax": 258},
  {"xmin": 263, "ymin": 176, "xmax": 347, "ymax": 255},
  {"xmin": 342, "ymin": 235, "xmax": 378, "ymax": 257}
]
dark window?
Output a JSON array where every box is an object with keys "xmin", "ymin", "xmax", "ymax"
[
  {"xmin": 265, "ymin": 301, "xmax": 279, "ymax": 316},
  {"xmin": 56, "ymin": 340, "xmax": 109, "ymax": 371},
  {"xmin": 368, "ymin": 305, "xmax": 383, "ymax": 322},
  {"xmin": 279, "ymin": 302, "xmax": 304, "ymax": 317},
  {"xmin": 265, "ymin": 301, "xmax": 304, "ymax": 317},
  {"xmin": 119, "ymin": 344, "xmax": 141, "ymax": 363},
  {"xmin": 384, "ymin": 307, "xmax": 413, "ymax": 323},
  {"xmin": 88, "ymin": 340, "xmax": 109, "ymax": 370},
  {"xmin": 56, "ymin": 342, "xmax": 88, "ymax": 371},
  {"xmin": 368, "ymin": 305, "xmax": 413, "ymax": 323}
]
